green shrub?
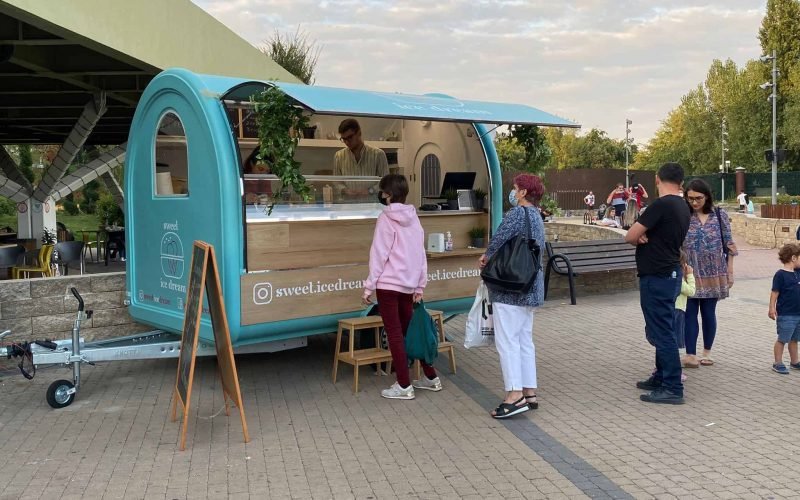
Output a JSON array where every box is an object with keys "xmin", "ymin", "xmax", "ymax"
[
  {"xmin": 96, "ymin": 194, "xmax": 124, "ymax": 226},
  {"xmin": 61, "ymin": 199, "xmax": 80, "ymax": 215},
  {"xmin": 0, "ymin": 196, "xmax": 16, "ymax": 216}
]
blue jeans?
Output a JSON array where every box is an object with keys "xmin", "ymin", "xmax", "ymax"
[
  {"xmin": 639, "ymin": 270, "xmax": 683, "ymax": 395},
  {"xmin": 684, "ymin": 298, "xmax": 718, "ymax": 355}
]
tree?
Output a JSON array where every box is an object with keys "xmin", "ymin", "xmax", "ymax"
[
  {"xmin": 18, "ymin": 145, "xmax": 34, "ymax": 183},
  {"xmin": 494, "ymin": 126, "xmax": 552, "ymax": 173},
  {"xmin": 261, "ymin": 27, "xmax": 321, "ymax": 84},
  {"xmin": 759, "ymin": 0, "xmax": 800, "ymax": 93}
]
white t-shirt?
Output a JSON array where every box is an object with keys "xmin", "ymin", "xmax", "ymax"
[
  {"xmin": 584, "ymin": 194, "xmax": 595, "ymax": 206},
  {"xmin": 737, "ymin": 193, "xmax": 747, "ymax": 205}
]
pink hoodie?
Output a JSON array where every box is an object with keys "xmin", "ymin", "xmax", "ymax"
[{"xmin": 364, "ymin": 203, "xmax": 428, "ymax": 294}]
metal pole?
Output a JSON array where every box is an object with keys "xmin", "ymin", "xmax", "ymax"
[
  {"xmin": 772, "ymin": 49, "xmax": 778, "ymax": 205},
  {"xmin": 625, "ymin": 119, "xmax": 631, "ymax": 189},
  {"xmin": 721, "ymin": 121, "xmax": 725, "ymax": 202}
]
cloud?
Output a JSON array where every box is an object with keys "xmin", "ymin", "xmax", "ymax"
[{"xmin": 192, "ymin": 0, "xmax": 765, "ymax": 143}]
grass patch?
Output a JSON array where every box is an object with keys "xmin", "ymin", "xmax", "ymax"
[{"xmin": 0, "ymin": 213, "xmax": 101, "ymax": 233}]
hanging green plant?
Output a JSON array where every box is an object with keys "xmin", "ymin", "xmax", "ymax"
[{"xmin": 252, "ymin": 86, "xmax": 310, "ymax": 214}]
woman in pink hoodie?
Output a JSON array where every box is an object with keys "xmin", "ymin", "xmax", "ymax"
[{"xmin": 362, "ymin": 174, "xmax": 439, "ymax": 400}]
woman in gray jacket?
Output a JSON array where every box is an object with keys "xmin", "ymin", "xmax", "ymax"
[{"xmin": 479, "ymin": 173, "xmax": 546, "ymax": 419}]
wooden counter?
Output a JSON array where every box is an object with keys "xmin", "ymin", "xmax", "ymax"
[
  {"xmin": 240, "ymin": 210, "xmax": 487, "ymax": 325},
  {"xmin": 246, "ymin": 210, "xmax": 488, "ymax": 271}
]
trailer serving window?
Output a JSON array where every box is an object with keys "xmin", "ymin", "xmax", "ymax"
[{"xmin": 154, "ymin": 112, "xmax": 189, "ymax": 197}]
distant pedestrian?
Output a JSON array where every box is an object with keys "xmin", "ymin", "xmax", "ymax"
[
  {"xmin": 682, "ymin": 178, "xmax": 737, "ymax": 369},
  {"xmin": 584, "ymin": 191, "xmax": 595, "ymax": 209},
  {"xmin": 737, "ymin": 190, "xmax": 747, "ymax": 212},
  {"xmin": 606, "ymin": 183, "xmax": 629, "ymax": 219},
  {"xmin": 768, "ymin": 243, "xmax": 800, "ymax": 374},
  {"xmin": 624, "ymin": 162, "xmax": 691, "ymax": 404},
  {"xmin": 629, "ymin": 183, "xmax": 649, "ymax": 209}
]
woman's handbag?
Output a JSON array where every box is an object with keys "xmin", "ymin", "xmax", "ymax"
[
  {"xmin": 465, "ymin": 282, "xmax": 494, "ymax": 348},
  {"xmin": 481, "ymin": 207, "xmax": 542, "ymax": 294},
  {"xmin": 715, "ymin": 207, "xmax": 729, "ymax": 256},
  {"xmin": 405, "ymin": 301, "xmax": 439, "ymax": 366}
]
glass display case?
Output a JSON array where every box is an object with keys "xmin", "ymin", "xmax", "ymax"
[{"xmin": 244, "ymin": 174, "xmax": 384, "ymax": 222}]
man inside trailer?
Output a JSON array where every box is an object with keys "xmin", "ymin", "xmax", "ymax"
[{"xmin": 334, "ymin": 119, "xmax": 389, "ymax": 201}]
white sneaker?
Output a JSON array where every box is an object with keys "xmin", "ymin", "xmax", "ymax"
[
  {"xmin": 381, "ymin": 382, "xmax": 415, "ymax": 400},
  {"xmin": 412, "ymin": 376, "xmax": 442, "ymax": 392}
]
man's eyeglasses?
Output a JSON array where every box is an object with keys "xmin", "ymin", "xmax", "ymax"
[{"xmin": 687, "ymin": 195, "xmax": 705, "ymax": 203}]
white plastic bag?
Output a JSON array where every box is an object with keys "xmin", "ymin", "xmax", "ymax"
[{"xmin": 465, "ymin": 281, "xmax": 494, "ymax": 348}]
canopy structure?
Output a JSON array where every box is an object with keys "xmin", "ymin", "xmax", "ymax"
[
  {"xmin": 269, "ymin": 82, "xmax": 578, "ymax": 127},
  {"xmin": 0, "ymin": 0, "xmax": 298, "ymax": 145}
]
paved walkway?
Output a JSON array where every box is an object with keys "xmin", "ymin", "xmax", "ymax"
[{"xmin": 0, "ymin": 235, "xmax": 789, "ymax": 499}]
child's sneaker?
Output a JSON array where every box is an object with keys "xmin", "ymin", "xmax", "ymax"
[
  {"xmin": 773, "ymin": 363, "xmax": 790, "ymax": 375},
  {"xmin": 381, "ymin": 382, "xmax": 415, "ymax": 400},
  {"xmin": 412, "ymin": 376, "xmax": 442, "ymax": 392},
  {"xmin": 790, "ymin": 362, "xmax": 800, "ymax": 370}
]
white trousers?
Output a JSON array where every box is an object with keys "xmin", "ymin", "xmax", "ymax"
[{"xmin": 493, "ymin": 302, "xmax": 537, "ymax": 391}]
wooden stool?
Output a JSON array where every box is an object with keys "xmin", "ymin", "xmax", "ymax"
[
  {"xmin": 333, "ymin": 316, "xmax": 393, "ymax": 393},
  {"xmin": 412, "ymin": 309, "xmax": 457, "ymax": 380}
]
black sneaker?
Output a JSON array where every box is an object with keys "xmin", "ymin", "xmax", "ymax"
[
  {"xmin": 640, "ymin": 387, "xmax": 684, "ymax": 405},
  {"xmin": 636, "ymin": 375, "xmax": 661, "ymax": 391}
]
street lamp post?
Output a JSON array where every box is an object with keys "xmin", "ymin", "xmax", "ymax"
[
  {"xmin": 720, "ymin": 118, "xmax": 729, "ymax": 201},
  {"xmin": 625, "ymin": 119, "xmax": 632, "ymax": 189},
  {"xmin": 760, "ymin": 50, "xmax": 778, "ymax": 205}
]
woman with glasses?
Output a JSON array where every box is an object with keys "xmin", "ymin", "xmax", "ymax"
[{"xmin": 682, "ymin": 179, "xmax": 738, "ymax": 368}]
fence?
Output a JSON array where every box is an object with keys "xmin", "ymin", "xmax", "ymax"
[
  {"xmin": 692, "ymin": 171, "xmax": 800, "ymax": 201},
  {"xmin": 761, "ymin": 204, "xmax": 800, "ymax": 219}
]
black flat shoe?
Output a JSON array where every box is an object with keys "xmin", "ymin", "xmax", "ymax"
[
  {"xmin": 491, "ymin": 396, "xmax": 530, "ymax": 419},
  {"xmin": 636, "ymin": 375, "xmax": 662, "ymax": 391},
  {"xmin": 640, "ymin": 387, "xmax": 684, "ymax": 405}
]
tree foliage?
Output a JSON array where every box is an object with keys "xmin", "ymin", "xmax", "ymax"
[
  {"xmin": 639, "ymin": 1, "xmax": 800, "ymax": 174},
  {"xmin": 262, "ymin": 27, "xmax": 321, "ymax": 84}
]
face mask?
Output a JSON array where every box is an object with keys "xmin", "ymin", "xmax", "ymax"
[
  {"xmin": 508, "ymin": 189, "xmax": 519, "ymax": 207},
  {"xmin": 378, "ymin": 190, "xmax": 388, "ymax": 206}
]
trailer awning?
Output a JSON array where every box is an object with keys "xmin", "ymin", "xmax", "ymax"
[{"xmin": 219, "ymin": 77, "xmax": 577, "ymax": 128}]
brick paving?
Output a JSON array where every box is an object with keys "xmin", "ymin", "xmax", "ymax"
[{"xmin": 0, "ymin": 232, "xmax": 793, "ymax": 499}]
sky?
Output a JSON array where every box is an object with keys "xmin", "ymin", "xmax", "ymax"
[{"xmin": 192, "ymin": 0, "xmax": 766, "ymax": 145}]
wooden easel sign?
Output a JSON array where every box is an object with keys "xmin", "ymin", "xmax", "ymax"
[{"xmin": 171, "ymin": 241, "xmax": 250, "ymax": 450}]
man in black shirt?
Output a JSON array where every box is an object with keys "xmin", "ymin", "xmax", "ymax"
[{"xmin": 624, "ymin": 163, "xmax": 691, "ymax": 404}]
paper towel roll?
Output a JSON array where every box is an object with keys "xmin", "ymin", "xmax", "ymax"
[{"xmin": 156, "ymin": 171, "xmax": 174, "ymax": 195}]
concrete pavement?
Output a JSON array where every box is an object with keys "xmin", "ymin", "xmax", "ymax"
[{"xmin": 0, "ymin": 236, "xmax": 791, "ymax": 499}]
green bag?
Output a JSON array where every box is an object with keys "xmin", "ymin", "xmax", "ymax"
[{"xmin": 405, "ymin": 301, "xmax": 439, "ymax": 366}]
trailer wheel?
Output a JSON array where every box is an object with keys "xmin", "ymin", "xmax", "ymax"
[{"xmin": 46, "ymin": 379, "xmax": 75, "ymax": 409}]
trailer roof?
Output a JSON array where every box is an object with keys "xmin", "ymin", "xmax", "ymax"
[{"xmin": 216, "ymin": 75, "xmax": 579, "ymax": 128}]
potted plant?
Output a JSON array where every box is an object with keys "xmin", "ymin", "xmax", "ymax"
[
  {"xmin": 443, "ymin": 188, "xmax": 459, "ymax": 210},
  {"xmin": 472, "ymin": 187, "xmax": 487, "ymax": 211},
  {"xmin": 468, "ymin": 226, "xmax": 485, "ymax": 248},
  {"xmin": 252, "ymin": 87, "xmax": 311, "ymax": 215}
]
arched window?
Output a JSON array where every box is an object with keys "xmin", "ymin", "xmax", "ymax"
[
  {"xmin": 420, "ymin": 154, "xmax": 441, "ymax": 198},
  {"xmin": 154, "ymin": 112, "xmax": 189, "ymax": 197}
]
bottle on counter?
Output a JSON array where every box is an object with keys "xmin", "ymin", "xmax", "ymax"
[{"xmin": 445, "ymin": 231, "xmax": 454, "ymax": 251}]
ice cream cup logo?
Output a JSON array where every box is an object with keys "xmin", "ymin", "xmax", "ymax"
[{"xmin": 160, "ymin": 232, "xmax": 184, "ymax": 279}]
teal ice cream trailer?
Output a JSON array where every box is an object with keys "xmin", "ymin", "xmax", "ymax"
[
  {"xmin": 125, "ymin": 68, "xmax": 577, "ymax": 347},
  {"xmin": 2, "ymin": 68, "xmax": 577, "ymax": 408}
]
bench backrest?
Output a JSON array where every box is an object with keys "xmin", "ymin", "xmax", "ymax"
[{"xmin": 546, "ymin": 239, "xmax": 636, "ymax": 273}]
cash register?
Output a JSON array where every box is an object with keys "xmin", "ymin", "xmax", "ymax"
[{"xmin": 420, "ymin": 171, "xmax": 476, "ymax": 210}]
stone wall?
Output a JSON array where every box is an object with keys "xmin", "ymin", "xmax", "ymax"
[
  {"xmin": 541, "ymin": 222, "xmax": 638, "ymax": 300},
  {"xmin": 729, "ymin": 213, "xmax": 799, "ymax": 249},
  {"xmin": 0, "ymin": 272, "xmax": 150, "ymax": 372}
]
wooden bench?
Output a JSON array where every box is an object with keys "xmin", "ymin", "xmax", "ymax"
[
  {"xmin": 544, "ymin": 239, "xmax": 637, "ymax": 305},
  {"xmin": 333, "ymin": 309, "xmax": 455, "ymax": 393}
]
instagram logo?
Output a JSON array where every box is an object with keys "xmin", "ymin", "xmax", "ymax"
[{"xmin": 253, "ymin": 282, "xmax": 273, "ymax": 305}]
